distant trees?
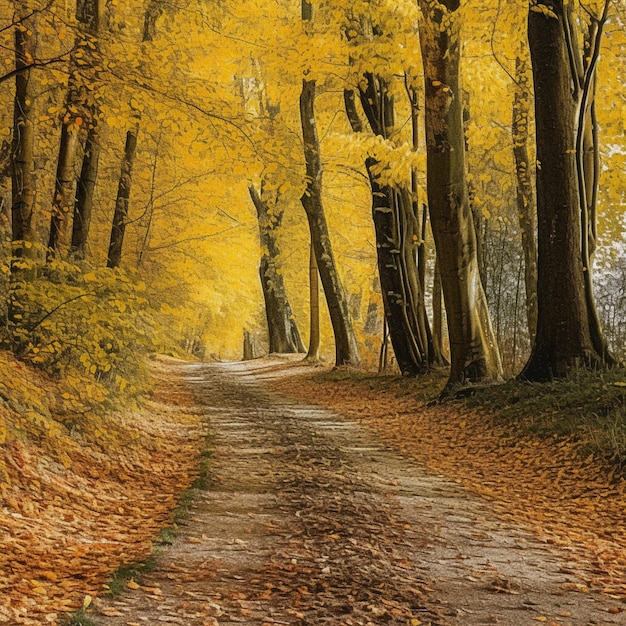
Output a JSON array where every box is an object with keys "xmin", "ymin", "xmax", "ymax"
[
  {"xmin": 1, "ymin": 0, "xmax": 623, "ymax": 378},
  {"xmin": 249, "ymin": 183, "xmax": 305, "ymax": 354}
]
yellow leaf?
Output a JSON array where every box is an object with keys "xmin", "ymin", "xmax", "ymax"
[
  {"xmin": 83, "ymin": 594, "xmax": 93, "ymax": 609},
  {"xmin": 127, "ymin": 579, "xmax": 140, "ymax": 590}
]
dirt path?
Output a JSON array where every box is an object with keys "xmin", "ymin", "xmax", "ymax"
[{"xmin": 93, "ymin": 360, "xmax": 624, "ymax": 625}]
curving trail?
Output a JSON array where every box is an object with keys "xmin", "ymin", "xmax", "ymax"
[{"xmin": 93, "ymin": 359, "xmax": 623, "ymax": 625}]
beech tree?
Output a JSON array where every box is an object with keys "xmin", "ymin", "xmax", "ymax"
[
  {"xmin": 107, "ymin": 0, "xmax": 165, "ymax": 268},
  {"xmin": 47, "ymin": 0, "xmax": 102, "ymax": 259},
  {"xmin": 418, "ymin": 0, "xmax": 503, "ymax": 391},
  {"xmin": 511, "ymin": 52, "xmax": 538, "ymax": 339},
  {"xmin": 521, "ymin": 0, "xmax": 614, "ymax": 380},
  {"xmin": 10, "ymin": 1, "xmax": 38, "ymax": 262},
  {"xmin": 344, "ymin": 74, "xmax": 435, "ymax": 376}
]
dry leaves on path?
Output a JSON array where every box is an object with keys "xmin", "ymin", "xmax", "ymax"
[{"xmin": 268, "ymin": 364, "xmax": 626, "ymax": 602}]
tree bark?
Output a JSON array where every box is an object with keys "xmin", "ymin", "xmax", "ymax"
[
  {"xmin": 570, "ymin": 3, "xmax": 615, "ymax": 366},
  {"xmin": 299, "ymin": 78, "xmax": 360, "ymax": 367},
  {"xmin": 105, "ymin": 0, "xmax": 167, "ymax": 268},
  {"xmin": 462, "ymin": 94, "xmax": 487, "ymax": 291},
  {"xmin": 306, "ymin": 242, "xmax": 321, "ymax": 361},
  {"xmin": 47, "ymin": 121, "xmax": 82, "ymax": 257},
  {"xmin": 47, "ymin": 0, "xmax": 102, "ymax": 260},
  {"xmin": 432, "ymin": 258, "xmax": 446, "ymax": 360},
  {"xmin": 249, "ymin": 184, "xmax": 305, "ymax": 354},
  {"xmin": 10, "ymin": 9, "xmax": 37, "ymax": 262},
  {"xmin": 418, "ymin": 0, "xmax": 502, "ymax": 391},
  {"xmin": 107, "ymin": 126, "xmax": 138, "ymax": 268},
  {"xmin": 512, "ymin": 54, "xmax": 538, "ymax": 339},
  {"xmin": 520, "ymin": 0, "xmax": 600, "ymax": 380},
  {"xmin": 70, "ymin": 122, "xmax": 100, "ymax": 259}
]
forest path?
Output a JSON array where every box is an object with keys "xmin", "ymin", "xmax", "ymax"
[{"xmin": 93, "ymin": 359, "xmax": 623, "ymax": 626}]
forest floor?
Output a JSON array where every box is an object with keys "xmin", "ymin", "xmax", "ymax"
[{"xmin": 88, "ymin": 357, "xmax": 626, "ymax": 626}]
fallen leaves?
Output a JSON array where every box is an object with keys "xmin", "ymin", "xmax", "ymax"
[
  {"xmin": 0, "ymin": 357, "xmax": 205, "ymax": 624},
  {"xmin": 272, "ymin": 366, "xmax": 626, "ymax": 601}
]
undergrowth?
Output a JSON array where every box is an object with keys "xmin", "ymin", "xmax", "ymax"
[
  {"xmin": 159, "ymin": 441, "xmax": 213, "ymax": 544},
  {"xmin": 0, "ymin": 251, "xmax": 184, "ymax": 460},
  {"xmin": 105, "ymin": 556, "xmax": 158, "ymax": 595},
  {"xmin": 61, "ymin": 608, "xmax": 97, "ymax": 626},
  {"xmin": 461, "ymin": 367, "xmax": 626, "ymax": 468},
  {"xmin": 320, "ymin": 367, "xmax": 447, "ymax": 403}
]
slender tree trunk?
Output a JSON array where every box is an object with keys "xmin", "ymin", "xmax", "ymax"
[
  {"xmin": 432, "ymin": 259, "xmax": 446, "ymax": 360},
  {"xmin": 70, "ymin": 122, "xmax": 100, "ymax": 259},
  {"xmin": 249, "ymin": 184, "xmax": 305, "ymax": 354},
  {"xmin": 107, "ymin": 126, "xmax": 138, "ymax": 268},
  {"xmin": 462, "ymin": 95, "xmax": 487, "ymax": 291},
  {"xmin": 418, "ymin": 0, "xmax": 502, "ymax": 392},
  {"xmin": 47, "ymin": 0, "xmax": 102, "ymax": 259},
  {"xmin": 243, "ymin": 330, "xmax": 256, "ymax": 360},
  {"xmin": 571, "ymin": 4, "xmax": 615, "ymax": 365},
  {"xmin": 520, "ymin": 0, "xmax": 600, "ymax": 380},
  {"xmin": 47, "ymin": 122, "xmax": 82, "ymax": 258},
  {"xmin": 512, "ymin": 54, "xmax": 538, "ymax": 339},
  {"xmin": 8, "ymin": 4, "xmax": 38, "ymax": 329},
  {"xmin": 306, "ymin": 242, "xmax": 321, "ymax": 361},
  {"xmin": 11, "ymin": 7, "xmax": 38, "ymax": 261},
  {"xmin": 105, "ymin": 0, "xmax": 165, "ymax": 268},
  {"xmin": 299, "ymin": 78, "xmax": 360, "ymax": 367}
]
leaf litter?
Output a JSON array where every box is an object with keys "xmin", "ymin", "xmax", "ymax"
[
  {"xmin": 4, "ymin": 356, "xmax": 626, "ymax": 625},
  {"xmin": 94, "ymin": 358, "xmax": 625, "ymax": 626},
  {"xmin": 0, "ymin": 356, "xmax": 205, "ymax": 625},
  {"xmin": 267, "ymin": 361, "xmax": 626, "ymax": 602}
]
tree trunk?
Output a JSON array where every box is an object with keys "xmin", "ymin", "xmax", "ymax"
[
  {"xmin": 70, "ymin": 122, "xmax": 101, "ymax": 259},
  {"xmin": 520, "ymin": 0, "xmax": 601, "ymax": 380},
  {"xmin": 249, "ymin": 184, "xmax": 305, "ymax": 354},
  {"xmin": 570, "ymin": 3, "xmax": 615, "ymax": 366},
  {"xmin": 306, "ymin": 242, "xmax": 321, "ymax": 361},
  {"xmin": 243, "ymin": 330, "xmax": 256, "ymax": 360},
  {"xmin": 105, "ymin": 0, "xmax": 167, "ymax": 268},
  {"xmin": 344, "ymin": 76, "xmax": 439, "ymax": 375},
  {"xmin": 462, "ymin": 95, "xmax": 487, "ymax": 291},
  {"xmin": 432, "ymin": 258, "xmax": 446, "ymax": 360},
  {"xmin": 48, "ymin": 121, "xmax": 82, "ymax": 258},
  {"xmin": 107, "ymin": 126, "xmax": 138, "ymax": 269},
  {"xmin": 10, "ymin": 8, "xmax": 37, "ymax": 262},
  {"xmin": 47, "ymin": 0, "xmax": 102, "ymax": 260},
  {"xmin": 418, "ymin": 0, "xmax": 502, "ymax": 391},
  {"xmin": 299, "ymin": 78, "xmax": 360, "ymax": 367},
  {"xmin": 512, "ymin": 54, "xmax": 538, "ymax": 339}
]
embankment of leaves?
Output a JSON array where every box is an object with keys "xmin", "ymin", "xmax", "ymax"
[
  {"xmin": 0, "ymin": 355, "xmax": 206, "ymax": 625},
  {"xmin": 271, "ymin": 362, "xmax": 626, "ymax": 599}
]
